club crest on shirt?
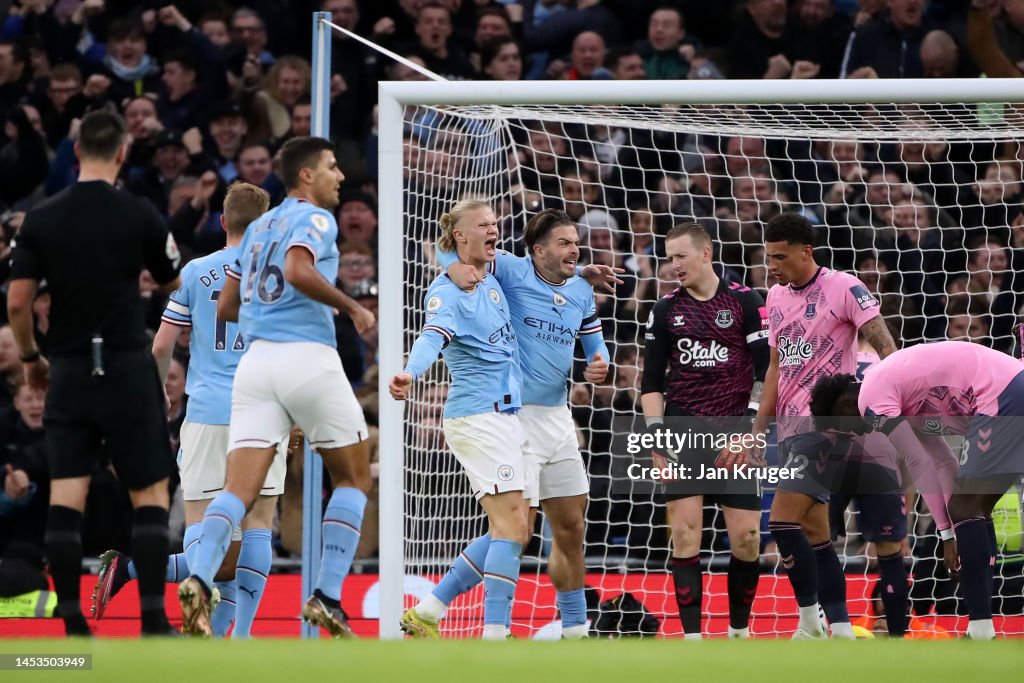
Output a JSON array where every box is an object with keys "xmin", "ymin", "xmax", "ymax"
[
  {"xmin": 553, "ymin": 292, "xmax": 566, "ymax": 306},
  {"xmin": 497, "ymin": 464, "xmax": 515, "ymax": 481},
  {"xmin": 804, "ymin": 303, "xmax": 817, "ymax": 319},
  {"xmin": 489, "ymin": 288, "xmax": 501, "ymax": 305},
  {"xmin": 777, "ymin": 335, "xmax": 813, "ymax": 366},
  {"xmin": 715, "ymin": 310, "xmax": 734, "ymax": 328}
]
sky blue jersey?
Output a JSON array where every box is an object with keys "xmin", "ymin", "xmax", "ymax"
[
  {"xmin": 161, "ymin": 247, "xmax": 244, "ymax": 425},
  {"xmin": 404, "ymin": 273, "xmax": 521, "ymax": 419},
  {"xmin": 437, "ymin": 248, "xmax": 609, "ymax": 407},
  {"xmin": 227, "ymin": 197, "xmax": 338, "ymax": 347}
]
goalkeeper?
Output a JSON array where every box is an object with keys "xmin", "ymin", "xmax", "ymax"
[
  {"xmin": 639, "ymin": 223, "xmax": 769, "ymax": 639},
  {"xmin": 399, "ymin": 209, "xmax": 614, "ymax": 639}
]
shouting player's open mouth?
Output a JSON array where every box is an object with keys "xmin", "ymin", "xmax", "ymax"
[{"xmin": 484, "ymin": 237, "xmax": 497, "ymax": 256}]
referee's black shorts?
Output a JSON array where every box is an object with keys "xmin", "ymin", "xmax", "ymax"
[{"xmin": 45, "ymin": 349, "xmax": 174, "ymax": 489}]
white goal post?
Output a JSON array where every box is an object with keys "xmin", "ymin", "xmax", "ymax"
[{"xmin": 376, "ymin": 78, "xmax": 1024, "ymax": 640}]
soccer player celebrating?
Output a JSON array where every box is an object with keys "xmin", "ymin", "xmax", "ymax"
[
  {"xmin": 390, "ymin": 199, "xmax": 528, "ymax": 641},
  {"xmin": 810, "ymin": 340, "xmax": 1024, "ymax": 640},
  {"xmin": 93, "ymin": 183, "xmax": 289, "ymax": 639},
  {"xmin": 178, "ymin": 137, "xmax": 376, "ymax": 637},
  {"xmin": 401, "ymin": 209, "xmax": 612, "ymax": 640},
  {"xmin": 749, "ymin": 213, "xmax": 898, "ymax": 639},
  {"xmin": 640, "ymin": 223, "xmax": 769, "ymax": 640}
]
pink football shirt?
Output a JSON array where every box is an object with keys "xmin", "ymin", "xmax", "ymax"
[
  {"xmin": 767, "ymin": 267, "xmax": 880, "ymax": 440},
  {"xmin": 858, "ymin": 341, "xmax": 1024, "ymax": 427}
]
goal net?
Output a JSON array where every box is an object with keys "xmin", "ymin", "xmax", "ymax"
[{"xmin": 378, "ymin": 81, "xmax": 1024, "ymax": 639}]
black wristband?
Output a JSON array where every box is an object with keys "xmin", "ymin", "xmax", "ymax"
[{"xmin": 19, "ymin": 350, "xmax": 40, "ymax": 363}]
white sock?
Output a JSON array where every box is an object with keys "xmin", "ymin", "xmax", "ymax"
[
  {"xmin": 482, "ymin": 624, "xmax": 507, "ymax": 640},
  {"xmin": 683, "ymin": 632, "xmax": 703, "ymax": 640},
  {"xmin": 967, "ymin": 619, "xmax": 995, "ymax": 640},
  {"xmin": 728, "ymin": 626, "xmax": 750, "ymax": 639},
  {"xmin": 798, "ymin": 604, "xmax": 823, "ymax": 634},
  {"xmin": 830, "ymin": 622, "xmax": 855, "ymax": 639},
  {"xmin": 562, "ymin": 624, "xmax": 589, "ymax": 640},
  {"xmin": 415, "ymin": 594, "xmax": 446, "ymax": 622}
]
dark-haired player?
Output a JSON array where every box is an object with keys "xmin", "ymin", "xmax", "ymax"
[
  {"xmin": 747, "ymin": 213, "xmax": 898, "ymax": 639},
  {"xmin": 810, "ymin": 340, "xmax": 1024, "ymax": 640},
  {"xmin": 178, "ymin": 137, "xmax": 376, "ymax": 637},
  {"xmin": 640, "ymin": 222, "xmax": 769, "ymax": 639},
  {"xmin": 401, "ymin": 209, "xmax": 613, "ymax": 639}
]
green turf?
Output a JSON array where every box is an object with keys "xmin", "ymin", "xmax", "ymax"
[{"xmin": 2, "ymin": 638, "xmax": 1023, "ymax": 682}]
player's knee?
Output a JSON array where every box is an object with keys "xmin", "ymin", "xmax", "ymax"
[
  {"xmin": 732, "ymin": 527, "xmax": 761, "ymax": 560},
  {"xmin": 946, "ymin": 495, "xmax": 982, "ymax": 524},
  {"xmin": 671, "ymin": 524, "xmax": 701, "ymax": 555},
  {"xmin": 551, "ymin": 514, "xmax": 585, "ymax": 552}
]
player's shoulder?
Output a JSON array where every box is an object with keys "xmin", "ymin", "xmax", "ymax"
[
  {"xmin": 820, "ymin": 267, "xmax": 861, "ymax": 289},
  {"xmin": 722, "ymin": 278, "xmax": 763, "ymax": 304},
  {"xmin": 765, "ymin": 283, "xmax": 786, "ymax": 304},
  {"xmin": 425, "ymin": 272, "xmax": 461, "ymax": 301}
]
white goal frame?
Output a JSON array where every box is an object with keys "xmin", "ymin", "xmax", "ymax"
[{"xmin": 375, "ymin": 78, "xmax": 1024, "ymax": 640}]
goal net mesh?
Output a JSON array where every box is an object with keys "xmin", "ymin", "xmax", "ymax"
[{"xmin": 398, "ymin": 101, "xmax": 1024, "ymax": 638}]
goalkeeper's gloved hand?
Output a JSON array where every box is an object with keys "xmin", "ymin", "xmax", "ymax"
[{"xmin": 642, "ymin": 421, "xmax": 678, "ymax": 471}]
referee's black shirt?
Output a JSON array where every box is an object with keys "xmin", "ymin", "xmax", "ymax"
[{"xmin": 9, "ymin": 180, "xmax": 180, "ymax": 357}]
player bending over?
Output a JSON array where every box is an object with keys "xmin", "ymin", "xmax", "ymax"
[
  {"xmin": 178, "ymin": 137, "xmax": 376, "ymax": 637},
  {"xmin": 810, "ymin": 340, "xmax": 1024, "ymax": 640},
  {"xmin": 402, "ymin": 209, "xmax": 612, "ymax": 640},
  {"xmin": 93, "ymin": 183, "xmax": 288, "ymax": 639},
  {"xmin": 640, "ymin": 223, "xmax": 769, "ymax": 639},
  {"xmin": 390, "ymin": 200, "xmax": 527, "ymax": 641},
  {"xmin": 745, "ymin": 213, "xmax": 898, "ymax": 639}
]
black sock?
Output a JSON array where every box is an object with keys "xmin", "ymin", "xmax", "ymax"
[
  {"xmin": 727, "ymin": 555, "xmax": 760, "ymax": 630},
  {"xmin": 985, "ymin": 517, "xmax": 998, "ymax": 600},
  {"xmin": 877, "ymin": 550, "xmax": 908, "ymax": 636},
  {"xmin": 768, "ymin": 522, "xmax": 817, "ymax": 607},
  {"xmin": 670, "ymin": 554, "xmax": 702, "ymax": 635},
  {"xmin": 813, "ymin": 541, "xmax": 849, "ymax": 624},
  {"xmin": 132, "ymin": 506, "xmax": 171, "ymax": 633},
  {"xmin": 46, "ymin": 505, "xmax": 90, "ymax": 636},
  {"xmin": 955, "ymin": 517, "xmax": 994, "ymax": 620}
]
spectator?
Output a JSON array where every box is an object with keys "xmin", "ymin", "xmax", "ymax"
[
  {"xmin": 0, "ymin": 39, "xmax": 28, "ymax": 122},
  {"xmin": 199, "ymin": 12, "xmax": 232, "ymax": 51},
  {"xmin": 844, "ymin": 0, "xmax": 935, "ymax": 78},
  {"xmin": 920, "ymin": 29, "xmax": 960, "ymax": 78},
  {"xmin": 243, "ymin": 55, "xmax": 311, "ymax": 142},
  {"xmin": 337, "ymin": 191, "xmax": 379, "ymax": 251},
  {"xmin": 728, "ymin": 0, "xmax": 799, "ymax": 79},
  {"xmin": 563, "ymin": 30, "xmax": 609, "ymax": 79},
  {"xmin": 0, "ymin": 378, "xmax": 47, "ymax": 551},
  {"xmin": 154, "ymin": 5, "xmax": 230, "ymax": 133},
  {"xmin": 518, "ymin": 0, "xmax": 622, "ymax": 56},
  {"xmin": 322, "ymin": 0, "xmax": 376, "ymax": 143},
  {"xmin": 606, "ymin": 47, "xmax": 646, "ymax": 79},
  {"xmin": 0, "ymin": 104, "xmax": 48, "ymax": 208},
  {"xmin": 206, "ymin": 101, "xmax": 248, "ymax": 183},
  {"xmin": 480, "ymin": 36, "xmax": 524, "ymax": 80},
  {"xmin": 121, "ymin": 96, "xmax": 163, "ymax": 181},
  {"xmin": 236, "ymin": 141, "xmax": 284, "ymax": 203},
  {"xmin": 634, "ymin": 6, "xmax": 698, "ymax": 80},
  {"xmin": 126, "ymin": 128, "xmax": 202, "ymax": 216},
  {"xmin": 968, "ymin": 0, "xmax": 1024, "ymax": 78},
  {"xmin": 471, "ymin": 6, "xmax": 514, "ymax": 72},
  {"xmin": 791, "ymin": 0, "xmax": 854, "ymax": 78},
  {"xmin": 407, "ymin": 2, "xmax": 475, "ymax": 80},
  {"xmin": 32, "ymin": 63, "xmax": 90, "ymax": 149},
  {"xmin": 98, "ymin": 18, "xmax": 162, "ymax": 106},
  {"xmin": 0, "ymin": 324, "xmax": 20, "ymax": 410},
  {"xmin": 992, "ymin": 0, "xmax": 1024, "ymax": 68},
  {"xmin": 965, "ymin": 237, "xmax": 1017, "ymax": 349},
  {"xmin": 231, "ymin": 7, "xmax": 275, "ymax": 69}
]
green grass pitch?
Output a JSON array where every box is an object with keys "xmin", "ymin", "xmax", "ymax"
[{"xmin": 3, "ymin": 639, "xmax": 1024, "ymax": 682}]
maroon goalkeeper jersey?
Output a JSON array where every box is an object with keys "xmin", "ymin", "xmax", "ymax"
[{"xmin": 641, "ymin": 278, "xmax": 769, "ymax": 417}]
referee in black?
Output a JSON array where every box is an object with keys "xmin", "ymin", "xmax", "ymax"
[{"xmin": 7, "ymin": 109, "xmax": 181, "ymax": 637}]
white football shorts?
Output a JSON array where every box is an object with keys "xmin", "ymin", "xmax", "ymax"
[
  {"xmin": 443, "ymin": 411, "xmax": 529, "ymax": 500},
  {"xmin": 520, "ymin": 404, "xmax": 589, "ymax": 504},
  {"xmin": 229, "ymin": 340, "xmax": 368, "ymax": 452},
  {"xmin": 179, "ymin": 422, "xmax": 287, "ymax": 501}
]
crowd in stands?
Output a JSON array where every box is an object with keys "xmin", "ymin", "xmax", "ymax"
[{"xmin": 0, "ymin": 0, "xmax": 1021, "ymax": 590}]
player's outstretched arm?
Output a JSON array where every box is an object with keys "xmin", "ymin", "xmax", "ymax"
[
  {"xmin": 859, "ymin": 315, "xmax": 898, "ymax": 359},
  {"xmin": 218, "ymin": 272, "xmax": 242, "ymax": 322}
]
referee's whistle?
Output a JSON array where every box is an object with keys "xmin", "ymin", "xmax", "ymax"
[{"xmin": 91, "ymin": 335, "xmax": 105, "ymax": 377}]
